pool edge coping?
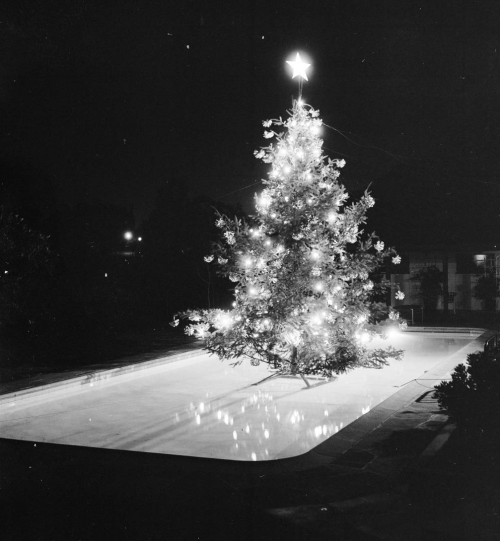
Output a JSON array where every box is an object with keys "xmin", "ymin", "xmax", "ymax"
[{"xmin": 0, "ymin": 347, "xmax": 209, "ymax": 407}]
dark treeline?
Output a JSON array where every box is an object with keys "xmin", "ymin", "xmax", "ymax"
[{"xmin": 0, "ymin": 160, "xmax": 244, "ymax": 372}]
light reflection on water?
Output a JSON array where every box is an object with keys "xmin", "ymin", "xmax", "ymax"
[
  {"xmin": 176, "ymin": 382, "xmax": 372, "ymax": 461},
  {"xmin": 176, "ymin": 333, "xmax": 472, "ymax": 461}
]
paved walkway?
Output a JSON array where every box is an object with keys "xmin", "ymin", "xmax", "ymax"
[{"xmin": 0, "ymin": 329, "xmax": 496, "ymax": 540}]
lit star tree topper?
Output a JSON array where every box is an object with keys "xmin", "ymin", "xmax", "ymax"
[
  {"xmin": 286, "ymin": 52, "xmax": 311, "ymax": 98},
  {"xmin": 177, "ymin": 57, "xmax": 405, "ymax": 380},
  {"xmin": 286, "ymin": 52, "xmax": 311, "ymax": 81}
]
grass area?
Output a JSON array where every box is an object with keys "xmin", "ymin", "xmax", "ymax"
[{"xmin": 0, "ymin": 324, "xmax": 197, "ymax": 385}]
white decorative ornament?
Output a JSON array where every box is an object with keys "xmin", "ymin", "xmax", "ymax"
[
  {"xmin": 224, "ymin": 231, "xmax": 236, "ymax": 245},
  {"xmin": 286, "ymin": 52, "xmax": 311, "ymax": 81},
  {"xmin": 392, "ymin": 255, "xmax": 402, "ymax": 265},
  {"xmin": 218, "ymin": 257, "xmax": 228, "ymax": 265},
  {"xmin": 204, "ymin": 255, "xmax": 214, "ymax": 263},
  {"xmin": 374, "ymin": 241, "xmax": 385, "ymax": 252},
  {"xmin": 395, "ymin": 291, "xmax": 405, "ymax": 300}
]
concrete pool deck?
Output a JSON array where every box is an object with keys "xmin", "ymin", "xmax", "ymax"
[{"xmin": 0, "ymin": 328, "xmax": 494, "ymax": 540}]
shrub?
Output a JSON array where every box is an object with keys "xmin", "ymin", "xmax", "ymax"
[{"xmin": 434, "ymin": 350, "xmax": 500, "ymax": 430}]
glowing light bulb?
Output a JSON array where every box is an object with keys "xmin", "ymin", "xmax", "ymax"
[
  {"xmin": 259, "ymin": 194, "xmax": 271, "ymax": 207},
  {"xmin": 311, "ymin": 314, "xmax": 322, "ymax": 325},
  {"xmin": 327, "ymin": 211, "xmax": 337, "ymax": 223},
  {"xmin": 217, "ymin": 313, "xmax": 233, "ymax": 328}
]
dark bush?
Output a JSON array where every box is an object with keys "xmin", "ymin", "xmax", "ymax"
[{"xmin": 434, "ymin": 350, "xmax": 500, "ymax": 430}]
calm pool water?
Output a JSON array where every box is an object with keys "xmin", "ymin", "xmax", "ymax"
[{"xmin": 0, "ymin": 331, "xmax": 482, "ymax": 461}]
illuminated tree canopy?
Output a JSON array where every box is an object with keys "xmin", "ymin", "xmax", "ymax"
[{"xmin": 177, "ymin": 100, "xmax": 404, "ymax": 378}]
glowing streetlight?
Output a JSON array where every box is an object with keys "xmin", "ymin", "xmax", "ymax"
[{"xmin": 124, "ymin": 231, "xmax": 133, "ymax": 241}]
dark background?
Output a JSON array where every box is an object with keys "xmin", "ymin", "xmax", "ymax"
[{"xmin": 1, "ymin": 0, "xmax": 500, "ymax": 370}]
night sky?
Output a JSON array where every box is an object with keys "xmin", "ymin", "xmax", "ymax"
[{"xmin": 2, "ymin": 0, "xmax": 500, "ymax": 245}]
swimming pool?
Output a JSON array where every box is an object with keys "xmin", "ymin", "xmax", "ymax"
[{"xmin": 0, "ymin": 330, "xmax": 485, "ymax": 461}]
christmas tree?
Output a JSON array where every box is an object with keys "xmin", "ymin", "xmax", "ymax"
[{"xmin": 176, "ymin": 57, "xmax": 404, "ymax": 381}]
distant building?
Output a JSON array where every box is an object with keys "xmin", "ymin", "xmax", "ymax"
[{"xmin": 390, "ymin": 245, "xmax": 500, "ymax": 316}]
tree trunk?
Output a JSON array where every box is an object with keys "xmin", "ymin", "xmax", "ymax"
[
  {"xmin": 290, "ymin": 346, "xmax": 311, "ymax": 387},
  {"xmin": 290, "ymin": 346, "xmax": 298, "ymax": 374}
]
